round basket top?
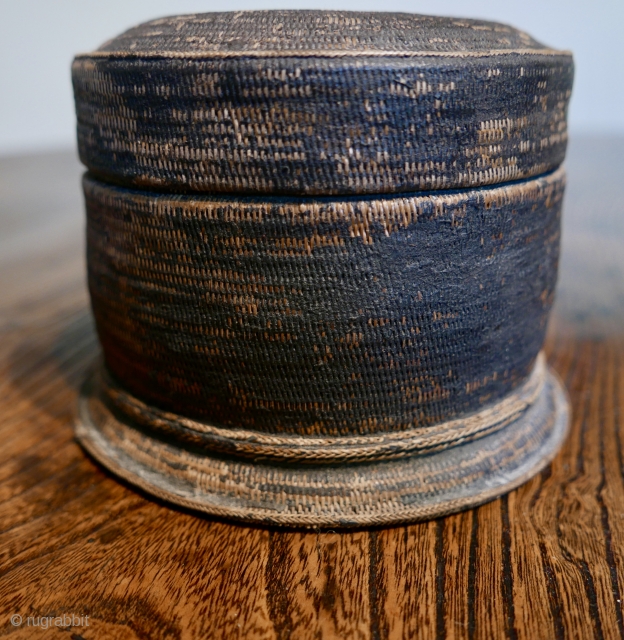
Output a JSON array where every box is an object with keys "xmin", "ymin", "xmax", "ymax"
[
  {"xmin": 73, "ymin": 11, "xmax": 573, "ymax": 196},
  {"xmin": 88, "ymin": 10, "xmax": 558, "ymax": 58}
]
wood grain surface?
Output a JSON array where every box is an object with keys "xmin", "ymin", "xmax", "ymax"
[{"xmin": 1, "ymin": 136, "xmax": 624, "ymax": 639}]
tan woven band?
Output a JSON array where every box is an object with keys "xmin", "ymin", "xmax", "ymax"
[{"xmin": 76, "ymin": 357, "xmax": 569, "ymax": 527}]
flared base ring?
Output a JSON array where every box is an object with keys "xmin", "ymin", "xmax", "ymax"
[{"xmin": 75, "ymin": 360, "xmax": 569, "ymax": 528}]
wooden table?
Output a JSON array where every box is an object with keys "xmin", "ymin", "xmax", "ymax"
[{"xmin": 1, "ymin": 137, "xmax": 624, "ymax": 639}]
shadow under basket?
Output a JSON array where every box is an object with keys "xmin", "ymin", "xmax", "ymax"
[{"xmin": 75, "ymin": 352, "xmax": 569, "ymax": 528}]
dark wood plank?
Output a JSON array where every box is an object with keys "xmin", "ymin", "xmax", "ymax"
[
  {"xmin": 267, "ymin": 530, "xmax": 371, "ymax": 638},
  {"xmin": 2, "ymin": 138, "xmax": 624, "ymax": 638},
  {"xmin": 376, "ymin": 522, "xmax": 439, "ymax": 639},
  {"xmin": 472, "ymin": 500, "xmax": 507, "ymax": 640}
]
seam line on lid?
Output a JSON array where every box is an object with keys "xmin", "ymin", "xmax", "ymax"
[{"xmin": 74, "ymin": 48, "xmax": 573, "ymax": 60}]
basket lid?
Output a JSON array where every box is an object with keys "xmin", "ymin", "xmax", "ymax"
[
  {"xmin": 95, "ymin": 11, "xmax": 550, "ymax": 56},
  {"xmin": 73, "ymin": 10, "xmax": 573, "ymax": 195}
]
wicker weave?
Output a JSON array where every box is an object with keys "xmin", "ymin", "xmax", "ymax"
[
  {"xmin": 73, "ymin": 11, "xmax": 572, "ymax": 526},
  {"xmin": 85, "ymin": 168, "xmax": 564, "ymax": 435},
  {"xmin": 76, "ymin": 353, "xmax": 569, "ymax": 527},
  {"xmin": 100, "ymin": 352, "xmax": 547, "ymax": 463},
  {"xmin": 72, "ymin": 11, "xmax": 573, "ymax": 195}
]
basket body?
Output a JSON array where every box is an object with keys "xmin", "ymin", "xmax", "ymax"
[
  {"xmin": 73, "ymin": 10, "xmax": 573, "ymax": 526},
  {"xmin": 85, "ymin": 169, "xmax": 564, "ymax": 435}
]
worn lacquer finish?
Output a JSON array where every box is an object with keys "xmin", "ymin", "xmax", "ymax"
[
  {"xmin": 85, "ymin": 170, "xmax": 564, "ymax": 434},
  {"xmin": 70, "ymin": 11, "xmax": 573, "ymax": 527},
  {"xmin": 77, "ymin": 166, "xmax": 568, "ymax": 526},
  {"xmin": 72, "ymin": 11, "xmax": 573, "ymax": 195}
]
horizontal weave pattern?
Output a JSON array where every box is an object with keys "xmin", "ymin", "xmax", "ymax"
[
  {"xmin": 101, "ymin": 353, "xmax": 546, "ymax": 463},
  {"xmin": 73, "ymin": 55, "xmax": 572, "ymax": 196},
  {"xmin": 93, "ymin": 11, "xmax": 547, "ymax": 55},
  {"xmin": 72, "ymin": 12, "xmax": 573, "ymax": 195},
  {"xmin": 85, "ymin": 167, "xmax": 564, "ymax": 437},
  {"xmin": 76, "ymin": 361, "xmax": 569, "ymax": 526}
]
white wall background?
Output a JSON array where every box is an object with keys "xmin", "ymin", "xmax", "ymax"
[{"xmin": 1, "ymin": 0, "xmax": 622, "ymax": 156}]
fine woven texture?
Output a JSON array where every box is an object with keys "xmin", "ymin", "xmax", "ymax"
[
  {"xmin": 72, "ymin": 11, "xmax": 573, "ymax": 196},
  {"xmin": 85, "ymin": 167, "xmax": 564, "ymax": 437},
  {"xmin": 76, "ymin": 360, "xmax": 569, "ymax": 527},
  {"xmin": 101, "ymin": 353, "xmax": 547, "ymax": 463},
  {"xmin": 92, "ymin": 12, "xmax": 549, "ymax": 55}
]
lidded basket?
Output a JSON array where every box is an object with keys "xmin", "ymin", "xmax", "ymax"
[{"xmin": 73, "ymin": 10, "xmax": 573, "ymax": 527}]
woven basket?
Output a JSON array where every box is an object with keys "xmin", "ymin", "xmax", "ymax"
[{"xmin": 73, "ymin": 11, "xmax": 573, "ymax": 527}]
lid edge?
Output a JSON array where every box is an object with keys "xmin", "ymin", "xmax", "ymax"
[{"xmin": 74, "ymin": 47, "xmax": 573, "ymax": 61}]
